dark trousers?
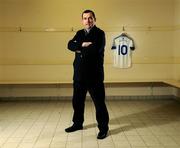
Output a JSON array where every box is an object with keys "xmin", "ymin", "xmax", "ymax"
[{"xmin": 72, "ymin": 81, "xmax": 109, "ymax": 132}]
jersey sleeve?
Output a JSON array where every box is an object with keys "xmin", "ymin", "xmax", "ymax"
[
  {"xmin": 111, "ymin": 38, "xmax": 116, "ymax": 50},
  {"xmin": 130, "ymin": 39, "xmax": 135, "ymax": 50}
]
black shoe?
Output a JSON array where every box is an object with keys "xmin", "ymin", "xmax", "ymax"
[
  {"xmin": 97, "ymin": 131, "xmax": 108, "ymax": 139},
  {"xmin": 65, "ymin": 124, "xmax": 83, "ymax": 133}
]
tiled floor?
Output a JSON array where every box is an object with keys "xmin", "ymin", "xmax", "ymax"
[{"xmin": 0, "ymin": 99, "xmax": 180, "ymax": 148}]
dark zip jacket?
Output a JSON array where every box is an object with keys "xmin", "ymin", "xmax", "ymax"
[{"xmin": 67, "ymin": 26, "xmax": 105, "ymax": 83}]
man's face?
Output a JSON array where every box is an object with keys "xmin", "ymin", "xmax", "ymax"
[{"xmin": 82, "ymin": 12, "xmax": 96, "ymax": 29}]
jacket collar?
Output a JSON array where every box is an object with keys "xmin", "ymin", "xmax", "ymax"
[{"xmin": 84, "ymin": 25, "xmax": 97, "ymax": 35}]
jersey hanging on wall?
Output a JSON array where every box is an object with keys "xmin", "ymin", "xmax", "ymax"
[{"xmin": 111, "ymin": 33, "xmax": 135, "ymax": 68}]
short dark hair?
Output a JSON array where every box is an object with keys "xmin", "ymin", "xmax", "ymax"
[{"xmin": 82, "ymin": 10, "xmax": 96, "ymax": 20}]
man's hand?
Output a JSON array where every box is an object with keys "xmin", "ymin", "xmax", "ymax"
[{"xmin": 82, "ymin": 42, "xmax": 92, "ymax": 47}]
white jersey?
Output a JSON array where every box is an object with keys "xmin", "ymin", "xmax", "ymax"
[{"xmin": 111, "ymin": 34, "xmax": 135, "ymax": 68}]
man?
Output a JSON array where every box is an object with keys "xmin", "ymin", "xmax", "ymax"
[{"xmin": 65, "ymin": 10, "xmax": 109, "ymax": 139}]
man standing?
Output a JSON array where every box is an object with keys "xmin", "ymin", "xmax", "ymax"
[{"xmin": 65, "ymin": 10, "xmax": 109, "ymax": 139}]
